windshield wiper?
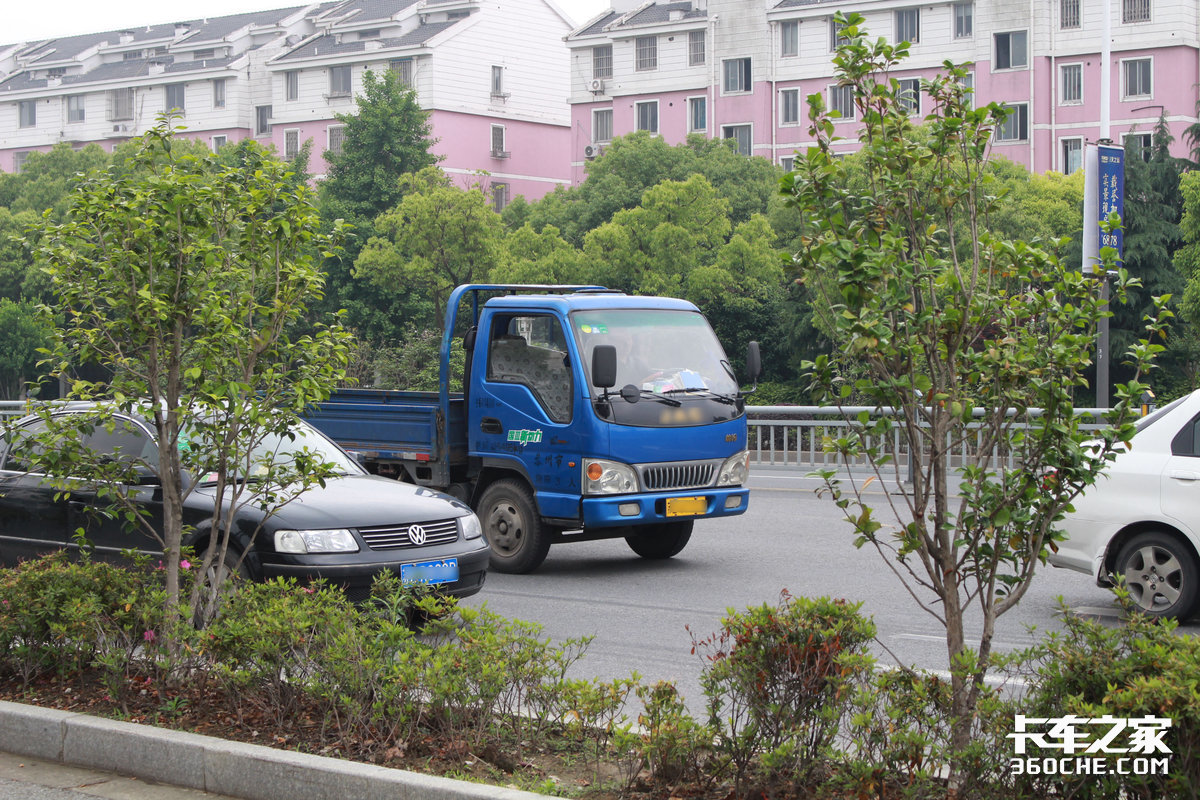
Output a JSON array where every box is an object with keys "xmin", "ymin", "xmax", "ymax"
[{"xmin": 663, "ymin": 388, "xmax": 736, "ymax": 405}]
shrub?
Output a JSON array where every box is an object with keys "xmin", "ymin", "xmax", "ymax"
[
  {"xmin": 692, "ymin": 591, "xmax": 876, "ymax": 793},
  {"xmin": 634, "ymin": 680, "xmax": 717, "ymax": 791}
]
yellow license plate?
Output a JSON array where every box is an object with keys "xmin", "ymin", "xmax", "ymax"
[{"xmin": 665, "ymin": 496, "xmax": 707, "ymax": 517}]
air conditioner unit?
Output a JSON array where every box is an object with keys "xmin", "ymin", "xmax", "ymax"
[
  {"xmin": 491, "ymin": 149, "xmax": 510, "ymax": 159},
  {"xmin": 589, "ymin": 79, "xmax": 605, "ymax": 93},
  {"xmin": 584, "ymin": 143, "xmax": 603, "ymax": 160},
  {"xmin": 112, "ymin": 124, "xmax": 130, "ymax": 133}
]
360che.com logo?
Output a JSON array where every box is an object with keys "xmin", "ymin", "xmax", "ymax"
[{"xmin": 1009, "ymin": 714, "xmax": 1172, "ymax": 777}]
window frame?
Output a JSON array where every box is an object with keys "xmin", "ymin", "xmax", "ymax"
[
  {"xmin": 830, "ymin": 18, "xmax": 849, "ymax": 51},
  {"xmin": 1060, "ymin": 0, "xmax": 1082, "ymax": 30},
  {"xmin": 780, "ymin": 88, "xmax": 800, "ymax": 126},
  {"xmin": 1125, "ymin": 132, "xmax": 1153, "ymax": 162},
  {"xmin": 389, "ymin": 59, "xmax": 413, "ymax": 85},
  {"xmin": 780, "ymin": 20, "xmax": 799, "ymax": 58},
  {"xmin": 1061, "ymin": 137, "xmax": 1083, "ymax": 174},
  {"xmin": 284, "ymin": 129, "xmax": 300, "ymax": 159},
  {"xmin": 1122, "ymin": 0, "xmax": 1151, "ymax": 24},
  {"xmin": 635, "ymin": 99, "xmax": 659, "ymax": 134},
  {"xmin": 995, "ymin": 103, "xmax": 1029, "ymax": 142},
  {"xmin": 492, "ymin": 182, "xmax": 509, "ymax": 213},
  {"xmin": 491, "ymin": 123, "xmax": 507, "ymax": 156},
  {"xmin": 285, "ymin": 70, "xmax": 299, "ymax": 102},
  {"xmin": 212, "ymin": 78, "xmax": 226, "ymax": 109},
  {"xmin": 721, "ymin": 123, "xmax": 753, "ymax": 157},
  {"xmin": 164, "ymin": 83, "xmax": 186, "ymax": 113},
  {"xmin": 491, "ymin": 65, "xmax": 506, "ymax": 97},
  {"xmin": 635, "ymin": 36, "xmax": 658, "ymax": 72},
  {"xmin": 329, "ymin": 65, "xmax": 352, "ymax": 98},
  {"xmin": 829, "ymin": 83, "xmax": 856, "ymax": 121},
  {"xmin": 67, "ymin": 94, "xmax": 86, "ymax": 123},
  {"xmin": 1121, "ymin": 57, "xmax": 1152, "ymax": 100},
  {"xmin": 688, "ymin": 95, "xmax": 707, "ymax": 133},
  {"xmin": 895, "ymin": 8, "xmax": 920, "ymax": 44},
  {"xmin": 953, "ymin": 3, "xmax": 973, "ymax": 39},
  {"xmin": 688, "ymin": 30, "xmax": 705, "ymax": 66},
  {"xmin": 994, "ymin": 30, "xmax": 1029, "ymax": 71},
  {"xmin": 255, "ymin": 105, "xmax": 272, "ymax": 136},
  {"xmin": 18, "ymin": 100, "xmax": 36, "ymax": 128},
  {"xmin": 592, "ymin": 107, "xmax": 613, "ymax": 143},
  {"xmin": 108, "ymin": 88, "xmax": 134, "ymax": 122},
  {"xmin": 593, "ymin": 45, "xmax": 613, "ymax": 79},
  {"xmin": 1060, "ymin": 62, "xmax": 1083, "ymax": 105},
  {"xmin": 898, "ymin": 78, "xmax": 921, "ymax": 115},
  {"xmin": 722, "ymin": 57, "xmax": 752, "ymax": 94},
  {"xmin": 211, "ymin": 134, "xmax": 227, "ymax": 152},
  {"xmin": 327, "ymin": 124, "xmax": 346, "ymax": 155}
]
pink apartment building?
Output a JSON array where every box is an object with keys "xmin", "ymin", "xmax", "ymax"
[
  {"xmin": 0, "ymin": 0, "xmax": 574, "ymax": 208},
  {"xmin": 565, "ymin": 0, "xmax": 1200, "ymax": 183}
]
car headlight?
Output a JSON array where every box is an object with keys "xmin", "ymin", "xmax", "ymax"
[
  {"xmin": 716, "ymin": 450, "xmax": 749, "ymax": 487},
  {"xmin": 274, "ymin": 528, "xmax": 359, "ymax": 554},
  {"xmin": 583, "ymin": 458, "xmax": 639, "ymax": 495},
  {"xmin": 460, "ymin": 513, "xmax": 483, "ymax": 540}
]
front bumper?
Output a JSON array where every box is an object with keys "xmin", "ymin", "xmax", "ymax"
[
  {"xmin": 581, "ymin": 486, "xmax": 749, "ymax": 529},
  {"xmin": 259, "ymin": 537, "xmax": 491, "ymax": 602}
]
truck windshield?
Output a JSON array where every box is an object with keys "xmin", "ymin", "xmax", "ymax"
[{"xmin": 571, "ymin": 308, "xmax": 740, "ymax": 426}]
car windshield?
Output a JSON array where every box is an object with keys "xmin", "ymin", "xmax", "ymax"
[
  {"xmin": 184, "ymin": 418, "xmax": 361, "ymax": 484},
  {"xmin": 1134, "ymin": 394, "xmax": 1189, "ymax": 433}
]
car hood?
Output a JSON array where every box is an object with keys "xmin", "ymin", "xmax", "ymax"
[{"xmin": 194, "ymin": 474, "xmax": 471, "ymax": 530}]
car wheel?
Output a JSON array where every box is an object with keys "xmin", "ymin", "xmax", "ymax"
[
  {"xmin": 478, "ymin": 479, "xmax": 550, "ymax": 574},
  {"xmin": 625, "ymin": 520, "xmax": 694, "ymax": 559},
  {"xmin": 1115, "ymin": 532, "xmax": 1200, "ymax": 619},
  {"xmin": 194, "ymin": 542, "xmax": 249, "ymax": 625}
]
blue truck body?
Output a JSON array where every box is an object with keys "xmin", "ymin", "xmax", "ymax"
[{"xmin": 304, "ymin": 284, "xmax": 754, "ymax": 573}]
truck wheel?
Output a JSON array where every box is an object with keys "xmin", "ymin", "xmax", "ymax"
[
  {"xmin": 625, "ymin": 521, "xmax": 693, "ymax": 559},
  {"xmin": 1115, "ymin": 531, "xmax": 1200, "ymax": 620},
  {"xmin": 479, "ymin": 479, "xmax": 550, "ymax": 574}
]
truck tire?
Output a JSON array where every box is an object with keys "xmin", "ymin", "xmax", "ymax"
[
  {"xmin": 625, "ymin": 520, "xmax": 693, "ymax": 559},
  {"xmin": 478, "ymin": 479, "xmax": 551, "ymax": 574}
]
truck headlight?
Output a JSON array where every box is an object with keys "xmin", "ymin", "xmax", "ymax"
[
  {"xmin": 583, "ymin": 458, "xmax": 639, "ymax": 495},
  {"xmin": 274, "ymin": 528, "xmax": 359, "ymax": 554},
  {"xmin": 716, "ymin": 450, "xmax": 749, "ymax": 487},
  {"xmin": 459, "ymin": 513, "xmax": 483, "ymax": 540}
]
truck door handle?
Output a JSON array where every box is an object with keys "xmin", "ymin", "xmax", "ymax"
[
  {"xmin": 480, "ymin": 417, "xmax": 503, "ymax": 434},
  {"xmin": 1170, "ymin": 470, "xmax": 1200, "ymax": 482}
]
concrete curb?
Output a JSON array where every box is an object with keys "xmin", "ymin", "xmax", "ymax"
[{"xmin": 0, "ymin": 701, "xmax": 559, "ymax": 800}]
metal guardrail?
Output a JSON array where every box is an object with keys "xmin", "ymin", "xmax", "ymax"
[
  {"xmin": 0, "ymin": 400, "xmax": 31, "ymax": 420},
  {"xmin": 745, "ymin": 405, "xmax": 1112, "ymax": 470}
]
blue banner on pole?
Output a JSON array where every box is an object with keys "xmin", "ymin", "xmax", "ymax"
[{"xmin": 1098, "ymin": 144, "xmax": 1124, "ymax": 261}]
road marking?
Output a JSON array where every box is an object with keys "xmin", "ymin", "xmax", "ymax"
[{"xmin": 892, "ymin": 632, "xmax": 1031, "ymax": 650}]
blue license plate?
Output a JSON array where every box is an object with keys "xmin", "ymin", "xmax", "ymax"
[{"xmin": 401, "ymin": 558, "xmax": 459, "ymax": 586}]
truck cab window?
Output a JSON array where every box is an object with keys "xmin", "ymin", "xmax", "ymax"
[{"xmin": 487, "ymin": 315, "xmax": 573, "ymax": 423}]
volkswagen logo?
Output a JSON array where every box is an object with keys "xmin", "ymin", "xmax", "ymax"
[{"xmin": 407, "ymin": 524, "xmax": 427, "ymax": 546}]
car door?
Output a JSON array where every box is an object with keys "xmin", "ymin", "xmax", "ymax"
[
  {"xmin": 0, "ymin": 418, "xmax": 71, "ymax": 564},
  {"xmin": 1159, "ymin": 410, "xmax": 1200, "ymax": 534}
]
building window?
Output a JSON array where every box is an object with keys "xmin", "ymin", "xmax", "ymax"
[
  {"xmin": 211, "ymin": 135, "xmax": 227, "ymax": 152},
  {"xmin": 1061, "ymin": 138, "xmax": 1083, "ymax": 173},
  {"xmin": 286, "ymin": 71, "xmax": 299, "ymax": 101},
  {"xmin": 212, "ymin": 78, "xmax": 226, "ymax": 109},
  {"xmin": 781, "ymin": 156, "xmax": 794, "ymax": 172},
  {"xmin": 164, "ymin": 84, "xmax": 185, "ymax": 113},
  {"xmin": 13, "ymin": 152, "xmax": 30, "ymax": 172},
  {"xmin": 723, "ymin": 57, "xmax": 751, "ymax": 93},
  {"xmin": 898, "ymin": 78, "xmax": 920, "ymax": 114},
  {"xmin": 67, "ymin": 95, "xmax": 85, "ymax": 123},
  {"xmin": 830, "ymin": 18, "xmax": 850, "ymax": 51},
  {"xmin": 390, "ymin": 59, "xmax": 412, "ymax": 85},
  {"xmin": 1060, "ymin": 0, "xmax": 1081, "ymax": 29},
  {"xmin": 328, "ymin": 124, "xmax": 345, "ymax": 155},
  {"xmin": 194, "ymin": 48, "xmax": 215, "ymax": 60},
  {"xmin": 958, "ymin": 72, "xmax": 975, "ymax": 108},
  {"xmin": 780, "ymin": 89, "xmax": 800, "ymax": 125},
  {"xmin": 689, "ymin": 96, "xmax": 706, "ymax": 132},
  {"xmin": 593, "ymin": 45, "xmax": 613, "ymax": 79},
  {"xmin": 636, "ymin": 100, "xmax": 658, "ymax": 133},
  {"xmin": 284, "ymin": 130, "xmax": 299, "ymax": 159},
  {"xmin": 123, "ymin": 50, "xmax": 142, "ymax": 61},
  {"xmin": 107, "ymin": 88, "xmax": 134, "ymax": 121},
  {"xmin": 1125, "ymin": 132, "xmax": 1152, "ymax": 161},
  {"xmin": 492, "ymin": 182, "xmax": 509, "ymax": 213},
  {"xmin": 895, "ymin": 9, "xmax": 920, "ymax": 43},
  {"xmin": 636, "ymin": 36, "xmax": 657, "ymax": 71},
  {"xmin": 330, "ymin": 65, "xmax": 352, "ymax": 97},
  {"xmin": 830, "ymin": 84, "xmax": 855, "ymax": 120},
  {"xmin": 1122, "ymin": 58, "xmax": 1152, "ymax": 99},
  {"xmin": 593, "ymin": 108, "xmax": 613, "ymax": 142},
  {"xmin": 954, "ymin": 3, "xmax": 973, "ymax": 38},
  {"xmin": 781, "ymin": 21, "xmax": 799, "ymax": 57},
  {"xmin": 995, "ymin": 103, "xmax": 1028, "ymax": 142},
  {"xmin": 722, "ymin": 124, "xmax": 752, "ymax": 156},
  {"xmin": 255, "ymin": 105, "xmax": 272, "ymax": 135},
  {"xmin": 491, "ymin": 65, "xmax": 506, "ymax": 97},
  {"xmin": 688, "ymin": 30, "xmax": 705, "ymax": 66},
  {"xmin": 1060, "ymin": 63, "xmax": 1083, "ymax": 104},
  {"xmin": 357, "ymin": 29, "xmax": 380, "ymax": 39},
  {"xmin": 491, "ymin": 124, "xmax": 508, "ymax": 156},
  {"xmin": 994, "ymin": 31, "xmax": 1028, "ymax": 70},
  {"xmin": 1123, "ymin": 0, "xmax": 1151, "ymax": 24},
  {"xmin": 18, "ymin": 100, "xmax": 35, "ymax": 128}
]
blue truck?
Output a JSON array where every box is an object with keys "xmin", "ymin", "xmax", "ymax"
[{"xmin": 303, "ymin": 284, "xmax": 759, "ymax": 574}]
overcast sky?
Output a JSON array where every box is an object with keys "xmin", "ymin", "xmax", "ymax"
[{"xmin": 6, "ymin": 0, "xmax": 609, "ymax": 43}]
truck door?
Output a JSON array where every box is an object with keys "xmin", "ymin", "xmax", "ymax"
[{"xmin": 472, "ymin": 313, "xmax": 582, "ymax": 519}]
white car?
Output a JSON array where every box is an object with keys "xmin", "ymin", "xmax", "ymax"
[{"xmin": 1051, "ymin": 391, "xmax": 1200, "ymax": 619}]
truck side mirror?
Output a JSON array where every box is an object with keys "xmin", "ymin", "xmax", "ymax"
[
  {"xmin": 746, "ymin": 341, "xmax": 761, "ymax": 383},
  {"xmin": 592, "ymin": 344, "xmax": 617, "ymax": 389}
]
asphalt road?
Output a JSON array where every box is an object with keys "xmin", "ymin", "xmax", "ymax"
[{"xmin": 463, "ymin": 466, "xmax": 1197, "ymax": 712}]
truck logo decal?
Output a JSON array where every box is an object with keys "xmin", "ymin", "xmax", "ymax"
[{"xmin": 507, "ymin": 428, "xmax": 544, "ymax": 445}]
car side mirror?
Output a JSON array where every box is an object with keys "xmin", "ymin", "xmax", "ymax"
[
  {"xmin": 592, "ymin": 345, "xmax": 617, "ymax": 389},
  {"xmin": 746, "ymin": 341, "xmax": 761, "ymax": 383}
]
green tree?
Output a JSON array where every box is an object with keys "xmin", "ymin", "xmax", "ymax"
[
  {"xmin": 319, "ymin": 68, "xmax": 439, "ymax": 225},
  {"xmin": 0, "ymin": 298, "xmax": 51, "ymax": 398},
  {"xmin": 783, "ymin": 15, "xmax": 1166, "ymax": 783},
  {"xmin": 353, "ymin": 167, "xmax": 504, "ymax": 327},
  {"xmin": 32, "ymin": 120, "xmax": 353, "ymax": 634}
]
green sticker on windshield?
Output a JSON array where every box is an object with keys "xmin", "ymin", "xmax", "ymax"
[{"xmin": 579, "ymin": 324, "xmax": 608, "ymax": 334}]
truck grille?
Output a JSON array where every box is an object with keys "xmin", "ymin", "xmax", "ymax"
[
  {"xmin": 638, "ymin": 460, "xmax": 719, "ymax": 491},
  {"xmin": 357, "ymin": 518, "xmax": 459, "ymax": 551}
]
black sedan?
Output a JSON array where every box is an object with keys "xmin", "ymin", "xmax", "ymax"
[{"xmin": 0, "ymin": 408, "xmax": 490, "ymax": 601}]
